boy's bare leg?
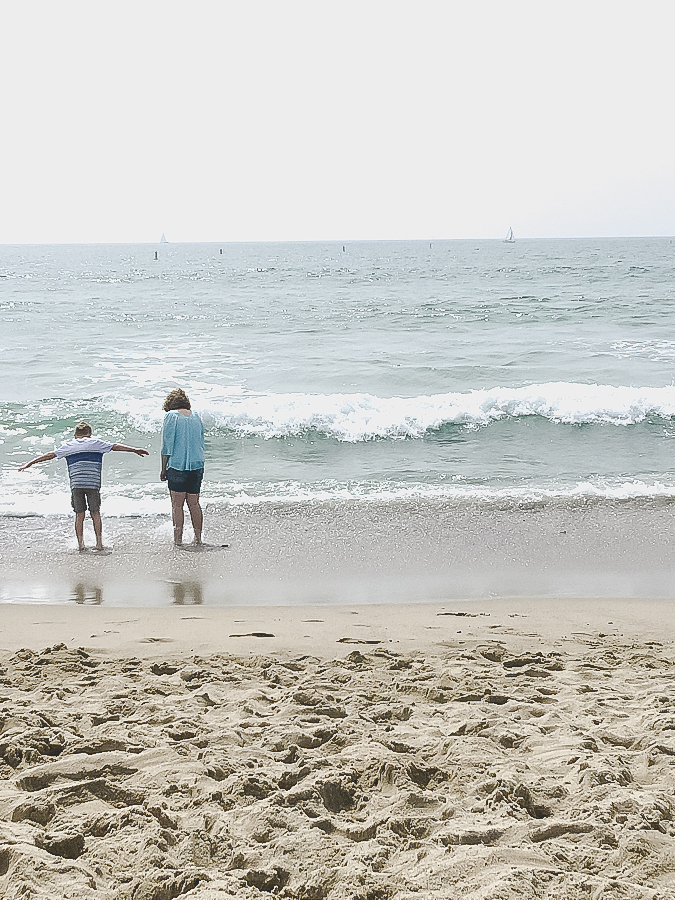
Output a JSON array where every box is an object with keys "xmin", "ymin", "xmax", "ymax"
[
  {"xmin": 170, "ymin": 491, "xmax": 186, "ymax": 545},
  {"xmin": 186, "ymin": 493, "xmax": 203, "ymax": 545},
  {"xmin": 91, "ymin": 511, "xmax": 104, "ymax": 551},
  {"xmin": 75, "ymin": 512, "xmax": 86, "ymax": 551}
]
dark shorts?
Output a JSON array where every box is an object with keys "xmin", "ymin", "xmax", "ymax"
[
  {"xmin": 166, "ymin": 467, "xmax": 204, "ymax": 494},
  {"xmin": 71, "ymin": 488, "xmax": 101, "ymax": 514}
]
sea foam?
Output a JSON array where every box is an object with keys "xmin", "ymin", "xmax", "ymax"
[
  {"xmin": 111, "ymin": 382, "xmax": 675, "ymax": 441},
  {"xmin": 3, "ymin": 478, "xmax": 675, "ymax": 518}
]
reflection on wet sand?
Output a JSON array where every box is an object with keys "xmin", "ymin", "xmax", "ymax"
[
  {"xmin": 170, "ymin": 581, "xmax": 203, "ymax": 605},
  {"xmin": 72, "ymin": 582, "xmax": 103, "ymax": 605}
]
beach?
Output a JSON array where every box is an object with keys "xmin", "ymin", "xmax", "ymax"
[
  {"xmin": 4, "ymin": 240, "xmax": 675, "ymax": 897},
  {"xmin": 2, "ymin": 502, "xmax": 675, "ymax": 898}
]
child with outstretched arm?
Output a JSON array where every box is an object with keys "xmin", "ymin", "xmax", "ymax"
[{"xmin": 19, "ymin": 421, "xmax": 148, "ymax": 551}]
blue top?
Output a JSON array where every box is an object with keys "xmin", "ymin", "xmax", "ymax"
[{"xmin": 161, "ymin": 411, "xmax": 205, "ymax": 471}]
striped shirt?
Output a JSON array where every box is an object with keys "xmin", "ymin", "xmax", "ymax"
[{"xmin": 54, "ymin": 437, "xmax": 114, "ymax": 489}]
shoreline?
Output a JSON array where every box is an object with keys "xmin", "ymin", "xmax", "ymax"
[{"xmin": 1, "ymin": 498, "xmax": 675, "ymax": 606}]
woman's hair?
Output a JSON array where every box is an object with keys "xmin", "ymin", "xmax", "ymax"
[{"xmin": 163, "ymin": 389, "xmax": 191, "ymax": 412}]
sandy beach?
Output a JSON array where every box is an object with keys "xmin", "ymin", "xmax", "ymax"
[
  {"xmin": 2, "ymin": 596, "xmax": 675, "ymax": 898},
  {"xmin": 2, "ymin": 501, "xmax": 675, "ymax": 898}
]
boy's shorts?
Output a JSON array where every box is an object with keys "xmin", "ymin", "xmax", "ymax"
[
  {"xmin": 166, "ymin": 467, "xmax": 204, "ymax": 494},
  {"xmin": 71, "ymin": 488, "xmax": 101, "ymax": 514}
]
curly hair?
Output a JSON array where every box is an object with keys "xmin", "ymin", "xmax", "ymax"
[{"xmin": 163, "ymin": 389, "xmax": 191, "ymax": 412}]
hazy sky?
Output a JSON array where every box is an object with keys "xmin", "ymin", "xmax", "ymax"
[{"xmin": 2, "ymin": 1, "xmax": 673, "ymax": 243}]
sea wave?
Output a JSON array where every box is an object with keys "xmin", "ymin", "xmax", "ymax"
[
  {"xmin": 110, "ymin": 382, "xmax": 675, "ymax": 441},
  {"xmin": 5, "ymin": 382, "xmax": 675, "ymax": 443}
]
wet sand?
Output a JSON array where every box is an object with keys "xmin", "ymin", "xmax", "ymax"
[{"xmin": 1, "ymin": 498, "xmax": 675, "ymax": 605}]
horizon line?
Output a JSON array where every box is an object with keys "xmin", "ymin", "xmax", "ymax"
[{"xmin": 1, "ymin": 233, "xmax": 674, "ymax": 247}]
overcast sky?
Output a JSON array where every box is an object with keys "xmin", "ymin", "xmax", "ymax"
[{"xmin": 2, "ymin": 1, "xmax": 673, "ymax": 243}]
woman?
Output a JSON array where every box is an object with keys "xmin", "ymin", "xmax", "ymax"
[{"xmin": 160, "ymin": 389, "xmax": 205, "ymax": 546}]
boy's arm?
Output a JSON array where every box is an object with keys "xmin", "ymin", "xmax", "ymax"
[
  {"xmin": 18, "ymin": 452, "xmax": 57, "ymax": 471},
  {"xmin": 111, "ymin": 444, "xmax": 149, "ymax": 457}
]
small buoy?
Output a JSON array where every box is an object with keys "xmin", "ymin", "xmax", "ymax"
[
  {"xmin": 343, "ymin": 245, "xmax": 345, "ymax": 252},
  {"xmin": 220, "ymin": 248, "xmax": 223, "ymax": 254},
  {"xmin": 154, "ymin": 251, "xmax": 158, "ymax": 260}
]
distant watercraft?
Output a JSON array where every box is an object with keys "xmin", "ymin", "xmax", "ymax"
[
  {"xmin": 503, "ymin": 227, "xmax": 515, "ymax": 244},
  {"xmin": 160, "ymin": 233, "xmax": 168, "ymax": 243}
]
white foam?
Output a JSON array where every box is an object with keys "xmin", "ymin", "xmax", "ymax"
[
  {"xmin": 0, "ymin": 489, "xmax": 73, "ymax": 517},
  {"xmin": 106, "ymin": 382, "xmax": 675, "ymax": 440},
  {"xmin": 2, "ymin": 476, "xmax": 675, "ymax": 518},
  {"xmin": 215, "ymin": 479, "xmax": 675, "ymax": 506}
]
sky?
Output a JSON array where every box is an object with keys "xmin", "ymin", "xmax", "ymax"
[{"xmin": 1, "ymin": 1, "xmax": 673, "ymax": 243}]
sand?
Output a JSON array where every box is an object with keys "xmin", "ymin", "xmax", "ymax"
[
  {"xmin": 2, "ymin": 499, "xmax": 675, "ymax": 896},
  {"xmin": 2, "ymin": 598, "xmax": 675, "ymax": 899}
]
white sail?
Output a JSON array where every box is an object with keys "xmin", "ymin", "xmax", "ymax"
[
  {"xmin": 160, "ymin": 233, "xmax": 168, "ymax": 243},
  {"xmin": 504, "ymin": 227, "xmax": 515, "ymax": 243}
]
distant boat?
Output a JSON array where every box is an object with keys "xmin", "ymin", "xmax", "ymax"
[
  {"xmin": 503, "ymin": 227, "xmax": 515, "ymax": 244},
  {"xmin": 160, "ymin": 233, "xmax": 168, "ymax": 243}
]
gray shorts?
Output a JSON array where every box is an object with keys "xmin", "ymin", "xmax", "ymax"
[{"xmin": 71, "ymin": 488, "xmax": 101, "ymax": 514}]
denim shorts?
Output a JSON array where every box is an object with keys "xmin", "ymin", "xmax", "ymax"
[{"xmin": 166, "ymin": 467, "xmax": 204, "ymax": 494}]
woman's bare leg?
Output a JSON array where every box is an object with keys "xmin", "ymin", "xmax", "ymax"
[
  {"xmin": 186, "ymin": 493, "xmax": 203, "ymax": 545},
  {"xmin": 170, "ymin": 491, "xmax": 187, "ymax": 545}
]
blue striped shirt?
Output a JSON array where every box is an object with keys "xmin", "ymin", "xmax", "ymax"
[{"xmin": 55, "ymin": 437, "xmax": 114, "ymax": 489}]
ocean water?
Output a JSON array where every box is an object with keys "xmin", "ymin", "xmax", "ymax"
[{"xmin": 2, "ymin": 237, "xmax": 675, "ymax": 519}]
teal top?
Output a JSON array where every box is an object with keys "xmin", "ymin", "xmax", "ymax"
[{"xmin": 161, "ymin": 410, "xmax": 205, "ymax": 471}]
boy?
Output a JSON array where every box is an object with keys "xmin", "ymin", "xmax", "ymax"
[{"xmin": 19, "ymin": 421, "xmax": 149, "ymax": 551}]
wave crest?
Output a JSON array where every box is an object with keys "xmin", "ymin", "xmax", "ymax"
[
  {"xmin": 105, "ymin": 382, "xmax": 675, "ymax": 441},
  {"xmin": 6, "ymin": 383, "xmax": 675, "ymax": 441}
]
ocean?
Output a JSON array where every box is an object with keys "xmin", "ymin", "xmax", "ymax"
[{"xmin": 2, "ymin": 237, "xmax": 675, "ymax": 520}]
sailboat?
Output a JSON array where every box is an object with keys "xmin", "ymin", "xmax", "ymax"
[
  {"xmin": 503, "ymin": 227, "xmax": 515, "ymax": 244},
  {"xmin": 160, "ymin": 232, "xmax": 168, "ymax": 243}
]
